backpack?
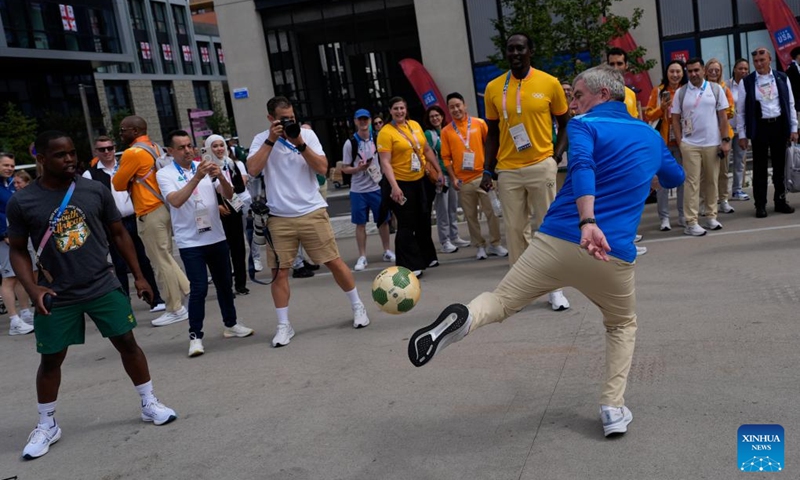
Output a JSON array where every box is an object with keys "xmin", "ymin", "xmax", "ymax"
[
  {"xmin": 347, "ymin": 135, "xmax": 376, "ymax": 164},
  {"xmin": 130, "ymin": 141, "xmax": 168, "ymax": 201},
  {"xmin": 676, "ymin": 82, "xmax": 722, "ymax": 116},
  {"xmin": 784, "ymin": 143, "xmax": 800, "ymax": 193}
]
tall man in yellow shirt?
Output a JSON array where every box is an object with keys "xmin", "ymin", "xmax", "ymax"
[
  {"xmin": 113, "ymin": 116, "xmax": 190, "ymax": 326},
  {"xmin": 481, "ymin": 33, "xmax": 570, "ymax": 311}
]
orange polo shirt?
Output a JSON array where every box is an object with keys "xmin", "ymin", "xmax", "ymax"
[
  {"xmin": 440, "ymin": 116, "xmax": 488, "ymax": 184},
  {"xmin": 111, "ymin": 135, "xmax": 164, "ymax": 216}
]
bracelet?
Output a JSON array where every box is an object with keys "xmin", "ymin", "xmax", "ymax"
[
  {"xmin": 483, "ymin": 169, "xmax": 494, "ymax": 176},
  {"xmin": 264, "ymin": 138, "xmax": 275, "ymax": 147},
  {"xmin": 578, "ymin": 218, "xmax": 597, "ymax": 229}
]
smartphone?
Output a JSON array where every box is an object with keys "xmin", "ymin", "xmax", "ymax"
[
  {"xmin": 398, "ymin": 196, "xmax": 407, "ymax": 205},
  {"xmin": 43, "ymin": 293, "xmax": 54, "ymax": 312},
  {"xmin": 661, "ymin": 91, "xmax": 671, "ymax": 102}
]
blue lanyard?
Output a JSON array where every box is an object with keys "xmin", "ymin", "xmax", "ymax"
[
  {"xmin": 173, "ymin": 160, "xmax": 197, "ymax": 182},
  {"xmin": 278, "ymin": 137, "xmax": 301, "ymax": 154},
  {"xmin": 50, "ymin": 181, "xmax": 76, "ymax": 229}
]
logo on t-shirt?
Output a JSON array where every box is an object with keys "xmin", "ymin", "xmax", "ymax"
[{"xmin": 50, "ymin": 206, "xmax": 91, "ymax": 253}]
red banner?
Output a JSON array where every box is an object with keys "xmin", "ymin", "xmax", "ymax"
[
  {"xmin": 754, "ymin": 0, "xmax": 800, "ymax": 69},
  {"xmin": 399, "ymin": 59, "xmax": 450, "ymax": 123},
  {"xmin": 608, "ymin": 30, "xmax": 653, "ymax": 108}
]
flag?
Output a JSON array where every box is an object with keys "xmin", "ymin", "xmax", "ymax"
[
  {"xmin": 59, "ymin": 4, "xmax": 77, "ymax": 32},
  {"xmin": 216, "ymin": 47, "xmax": 224, "ymax": 64},
  {"xmin": 162, "ymin": 44, "xmax": 172, "ymax": 61},
  {"xmin": 200, "ymin": 46, "xmax": 210, "ymax": 63},
  {"xmin": 754, "ymin": 0, "xmax": 800, "ymax": 69},
  {"xmin": 608, "ymin": 29, "xmax": 654, "ymax": 107},
  {"xmin": 140, "ymin": 42, "xmax": 151, "ymax": 60},
  {"xmin": 182, "ymin": 45, "xmax": 192, "ymax": 62},
  {"xmin": 399, "ymin": 58, "xmax": 450, "ymax": 123}
]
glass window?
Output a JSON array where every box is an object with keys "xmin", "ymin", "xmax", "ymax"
[
  {"xmin": 740, "ymin": 30, "xmax": 777, "ymax": 69},
  {"xmin": 105, "ymin": 81, "xmax": 133, "ymax": 116},
  {"xmin": 161, "ymin": 43, "xmax": 176, "ymax": 74},
  {"xmin": 172, "ymin": 5, "xmax": 188, "ymax": 35},
  {"xmin": 700, "ymin": 35, "xmax": 735, "ymax": 77},
  {"xmin": 698, "ymin": 0, "xmax": 733, "ymax": 31},
  {"xmin": 128, "ymin": 0, "xmax": 146, "ymax": 31},
  {"xmin": 197, "ymin": 41, "xmax": 213, "ymax": 75},
  {"xmin": 215, "ymin": 43, "xmax": 225, "ymax": 75},
  {"xmin": 659, "ymin": 0, "xmax": 694, "ymax": 36},
  {"xmin": 180, "ymin": 44, "xmax": 195, "ymax": 75},
  {"xmin": 151, "ymin": 2, "xmax": 168, "ymax": 33},
  {"xmin": 193, "ymin": 82, "xmax": 212, "ymax": 111}
]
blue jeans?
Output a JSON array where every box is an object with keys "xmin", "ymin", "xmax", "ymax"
[{"xmin": 179, "ymin": 240, "xmax": 237, "ymax": 339}]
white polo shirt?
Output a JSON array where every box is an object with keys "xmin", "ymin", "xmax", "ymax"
[
  {"xmin": 248, "ymin": 128, "xmax": 327, "ymax": 218},
  {"xmin": 342, "ymin": 133, "xmax": 381, "ymax": 194},
  {"xmin": 82, "ymin": 162, "xmax": 135, "ymax": 217},
  {"xmin": 156, "ymin": 161, "xmax": 226, "ymax": 249},
  {"xmin": 672, "ymin": 80, "xmax": 729, "ymax": 147}
]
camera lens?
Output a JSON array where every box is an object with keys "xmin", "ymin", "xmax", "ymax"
[{"xmin": 284, "ymin": 121, "xmax": 301, "ymax": 139}]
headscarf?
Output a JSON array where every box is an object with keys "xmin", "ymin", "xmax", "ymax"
[{"xmin": 204, "ymin": 134, "xmax": 232, "ymax": 168}]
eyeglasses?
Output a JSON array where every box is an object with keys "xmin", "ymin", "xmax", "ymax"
[
  {"xmin": 96, "ymin": 146, "xmax": 115, "ymax": 152},
  {"xmin": 751, "ymin": 49, "xmax": 768, "ymax": 57}
]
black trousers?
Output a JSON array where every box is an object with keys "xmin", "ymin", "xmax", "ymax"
[
  {"xmin": 385, "ymin": 178, "xmax": 438, "ymax": 271},
  {"xmin": 752, "ymin": 118, "xmax": 789, "ymax": 207},
  {"xmin": 109, "ymin": 215, "xmax": 164, "ymax": 304},
  {"xmin": 220, "ymin": 209, "xmax": 247, "ymax": 290}
]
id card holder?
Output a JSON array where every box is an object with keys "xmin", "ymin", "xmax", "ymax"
[
  {"xmin": 509, "ymin": 124, "xmax": 533, "ymax": 152},
  {"xmin": 367, "ymin": 163, "xmax": 382, "ymax": 184},
  {"xmin": 410, "ymin": 153, "xmax": 422, "ymax": 172},
  {"xmin": 682, "ymin": 117, "xmax": 694, "ymax": 137},
  {"xmin": 228, "ymin": 193, "xmax": 245, "ymax": 212},
  {"xmin": 462, "ymin": 151, "xmax": 476, "ymax": 171},
  {"xmin": 195, "ymin": 207, "xmax": 213, "ymax": 233}
]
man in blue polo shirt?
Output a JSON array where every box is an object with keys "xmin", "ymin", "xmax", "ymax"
[{"xmin": 406, "ymin": 65, "xmax": 684, "ymax": 438}]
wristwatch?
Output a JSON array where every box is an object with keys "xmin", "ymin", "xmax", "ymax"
[
  {"xmin": 297, "ymin": 143, "xmax": 308, "ymax": 153},
  {"xmin": 721, "ymin": 137, "xmax": 731, "ymax": 143},
  {"xmin": 264, "ymin": 138, "xmax": 275, "ymax": 147},
  {"xmin": 578, "ymin": 218, "xmax": 597, "ymax": 229}
]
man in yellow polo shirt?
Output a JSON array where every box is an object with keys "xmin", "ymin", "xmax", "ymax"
[
  {"xmin": 481, "ymin": 32, "xmax": 570, "ymax": 311},
  {"xmin": 606, "ymin": 47, "xmax": 640, "ymax": 118},
  {"xmin": 113, "ymin": 116, "xmax": 190, "ymax": 326},
  {"xmin": 441, "ymin": 92, "xmax": 508, "ymax": 261}
]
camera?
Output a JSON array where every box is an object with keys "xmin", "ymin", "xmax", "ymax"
[
  {"xmin": 280, "ymin": 119, "xmax": 302, "ymax": 139},
  {"xmin": 251, "ymin": 200, "xmax": 270, "ymax": 246}
]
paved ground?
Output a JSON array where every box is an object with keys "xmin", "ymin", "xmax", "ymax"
[{"xmin": 1, "ymin": 190, "xmax": 799, "ymax": 480}]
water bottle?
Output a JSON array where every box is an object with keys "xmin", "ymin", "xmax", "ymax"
[{"xmin": 489, "ymin": 189, "xmax": 503, "ymax": 218}]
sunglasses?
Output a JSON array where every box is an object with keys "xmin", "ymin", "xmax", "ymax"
[
  {"xmin": 96, "ymin": 146, "xmax": 115, "ymax": 152},
  {"xmin": 751, "ymin": 48, "xmax": 768, "ymax": 56}
]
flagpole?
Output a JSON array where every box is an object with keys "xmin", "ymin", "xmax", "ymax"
[{"xmin": 79, "ymin": 84, "xmax": 94, "ymax": 148}]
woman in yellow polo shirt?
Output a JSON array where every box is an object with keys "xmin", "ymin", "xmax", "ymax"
[{"xmin": 377, "ymin": 96, "xmax": 443, "ymax": 277}]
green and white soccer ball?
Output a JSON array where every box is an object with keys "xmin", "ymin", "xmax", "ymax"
[{"xmin": 371, "ymin": 266, "xmax": 421, "ymax": 314}]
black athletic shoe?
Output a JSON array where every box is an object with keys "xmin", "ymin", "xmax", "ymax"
[
  {"xmin": 303, "ymin": 260, "xmax": 320, "ymax": 271},
  {"xmin": 236, "ymin": 287, "xmax": 250, "ymax": 295},
  {"xmin": 408, "ymin": 303, "xmax": 472, "ymax": 367},
  {"xmin": 292, "ymin": 267, "xmax": 315, "ymax": 278},
  {"xmin": 775, "ymin": 201, "xmax": 795, "ymax": 214}
]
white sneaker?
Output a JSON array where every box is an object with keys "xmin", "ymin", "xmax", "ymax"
[
  {"xmin": 10, "ymin": 317, "xmax": 34, "ymax": 336},
  {"xmin": 636, "ymin": 246, "xmax": 648, "ymax": 256},
  {"xmin": 149, "ymin": 303, "xmax": 166, "ymax": 313},
  {"xmin": 452, "ymin": 237, "xmax": 470, "ymax": 247},
  {"xmin": 188, "ymin": 335, "xmax": 204, "ymax": 357},
  {"xmin": 684, "ymin": 224, "xmax": 707, "ymax": 236},
  {"xmin": 633, "ymin": 234, "xmax": 643, "ymax": 243},
  {"xmin": 411, "ymin": 269, "xmax": 423, "ymax": 278},
  {"xmin": 600, "ymin": 405, "xmax": 633, "ymax": 437},
  {"xmin": 487, "ymin": 244, "xmax": 509, "ymax": 257},
  {"xmin": 677, "ymin": 216, "xmax": 686, "ymax": 227},
  {"xmin": 659, "ymin": 218, "xmax": 671, "ymax": 231},
  {"xmin": 476, "ymin": 246, "xmax": 488, "ymax": 260},
  {"xmin": 223, "ymin": 323, "xmax": 254, "ymax": 338},
  {"xmin": 719, "ymin": 200, "xmax": 735, "ymax": 213},
  {"xmin": 354, "ymin": 256, "xmax": 368, "ymax": 271},
  {"xmin": 22, "ymin": 423, "xmax": 61, "ymax": 460},
  {"xmin": 253, "ymin": 257, "xmax": 264, "ymax": 272},
  {"xmin": 272, "ymin": 323, "xmax": 295, "ymax": 347},
  {"xmin": 151, "ymin": 306, "xmax": 188, "ymax": 327},
  {"xmin": 141, "ymin": 400, "xmax": 177, "ymax": 425},
  {"xmin": 548, "ymin": 291, "xmax": 570, "ymax": 311},
  {"xmin": 440, "ymin": 240, "xmax": 458, "ymax": 253},
  {"xmin": 408, "ymin": 303, "xmax": 472, "ymax": 367},
  {"xmin": 382, "ymin": 250, "xmax": 396, "ymax": 262},
  {"xmin": 353, "ymin": 303, "xmax": 370, "ymax": 328},
  {"xmin": 20, "ymin": 308, "xmax": 34, "ymax": 325},
  {"xmin": 705, "ymin": 218, "xmax": 723, "ymax": 230}
]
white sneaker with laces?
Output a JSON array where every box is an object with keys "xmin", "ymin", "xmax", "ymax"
[
  {"xmin": 149, "ymin": 303, "xmax": 166, "ymax": 313},
  {"xmin": 20, "ymin": 308, "xmax": 34, "ymax": 325},
  {"xmin": 188, "ymin": 334, "xmax": 204, "ymax": 357},
  {"xmin": 253, "ymin": 257, "xmax": 264, "ymax": 272},
  {"xmin": 10, "ymin": 317, "xmax": 34, "ymax": 336},
  {"xmin": 440, "ymin": 240, "xmax": 458, "ymax": 253},
  {"xmin": 636, "ymin": 246, "xmax": 648, "ymax": 256},
  {"xmin": 411, "ymin": 269, "xmax": 423, "ymax": 278},
  {"xmin": 548, "ymin": 291, "xmax": 570, "ymax": 311},
  {"xmin": 719, "ymin": 200, "xmax": 735, "ymax": 213},
  {"xmin": 272, "ymin": 323, "xmax": 295, "ymax": 347},
  {"xmin": 151, "ymin": 306, "xmax": 189, "ymax": 327},
  {"xmin": 476, "ymin": 246, "xmax": 488, "ymax": 260},
  {"xmin": 660, "ymin": 218, "xmax": 671, "ymax": 231},
  {"xmin": 600, "ymin": 405, "xmax": 633, "ymax": 436},
  {"xmin": 408, "ymin": 304, "xmax": 472, "ymax": 367},
  {"xmin": 22, "ymin": 423, "xmax": 61, "ymax": 460},
  {"xmin": 487, "ymin": 244, "xmax": 509, "ymax": 257},
  {"xmin": 705, "ymin": 218, "xmax": 723, "ymax": 230},
  {"xmin": 354, "ymin": 256, "xmax": 368, "ymax": 271},
  {"xmin": 452, "ymin": 237, "xmax": 470, "ymax": 247},
  {"xmin": 382, "ymin": 250, "xmax": 396, "ymax": 262},
  {"xmin": 353, "ymin": 303, "xmax": 370, "ymax": 328},
  {"xmin": 633, "ymin": 234, "xmax": 643, "ymax": 243},
  {"xmin": 223, "ymin": 323, "xmax": 254, "ymax": 338},
  {"xmin": 684, "ymin": 224, "xmax": 707, "ymax": 236},
  {"xmin": 141, "ymin": 400, "xmax": 177, "ymax": 425}
]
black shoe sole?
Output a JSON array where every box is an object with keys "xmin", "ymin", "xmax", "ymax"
[{"xmin": 408, "ymin": 303, "xmax": 469, "ymax": 367}]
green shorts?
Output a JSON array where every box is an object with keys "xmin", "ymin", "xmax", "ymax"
[{"xmin": 34, "ymin": 289, "xmax": 137, "ymax": 354}]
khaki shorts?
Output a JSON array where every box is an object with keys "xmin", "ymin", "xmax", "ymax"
[{"xmin": 266, "ymin": 208, "xmax": 340, "ymax": 269}]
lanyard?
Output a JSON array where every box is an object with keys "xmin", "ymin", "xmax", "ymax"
[
  {"xmin": 390, "ymin": 121, "xmax": 421, "ymax": 153},
  {"xmin": 173, "ymin": 160, "xmax": 197, "ymax": 183},
  {"xmin": 502, "ymin": 70, "xmax": 527, "ymax": 121},
  {"xmin": 278, "ymin": 137, "xmax": 301, "ymax": 154},
  {"xmin": 353, "ymin": 133, "xmax": 375, "ymax": 160},
  {"xmin": 452, "ymin": 116, "xmax": 472, "ymax": 150},
  {"xmin": 36, "ymin": 181, "xmax": 76, "ymax": 261},
  {"xmin": 690, "ymin": 81, "xmax": 707, "ymax": 110}
]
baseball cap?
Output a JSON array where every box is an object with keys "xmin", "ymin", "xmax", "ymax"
[{"xmin": 354, "ymin": 109, "xmax": 371, "ymax": 119}]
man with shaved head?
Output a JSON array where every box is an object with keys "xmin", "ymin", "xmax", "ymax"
[{"xmin": 113, "ymin": 116, "xmax": 190, "ymax": 326}]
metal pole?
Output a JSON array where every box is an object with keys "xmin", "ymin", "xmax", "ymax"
[{"xmin": 78, "ymin": 84, "xmax": 94, "ymax": 147}]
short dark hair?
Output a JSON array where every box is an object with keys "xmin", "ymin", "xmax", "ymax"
[
  {"xmin": 94, "ymin": 135, "xmax": 113, "ymax": 145},
  {"xmin": 423, "ymin": 105, "xmax": 446, "ymax": 130},
  {"xmin": 166, "ymin": 129, "xmax": 191, "ymax": 147},
  {"xmin": 686, "ymin": 57, "xmax": 705, "ymax": 68},
  {"xmin": 792, "ymin": 47, "xmax": 800, "ymax": 59},
  {"xmin": 446, "ymin": 92, "xmax": 465, "ymax": 103},
  {"xmin": 506, "ymin": 32, "xmax": 533, "ymax": 50},
  {"xmin": 388, "ymin": 96, "xmax": 406, "ymax": 109},
  {"xmin": 35, "ymin": 130, "xmax": 70, "ymax": 155},
  {"xmin": 732, "ymin": 58, "xmax": 749, "ymax": 77},
  {"xmin": 606, "ymin": 47, "xmax": 628, "ymax": 63},
  {"xmin": 267, "ymin": 96, "xmax": 292, "ymax": 116}
]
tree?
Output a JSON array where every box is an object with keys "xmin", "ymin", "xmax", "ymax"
[
  {"xmin": 39, "ymin": 110, "xmax": 101, "ymax": 169},
  {"xmin": 111, "ymin": 109, "xmax": 132, "ymax": 148},
  {"xmin": 492, "ymin": 0, "xmax": 656, "ymax": 83},
  {"xmin": 205, "ymin": 97, "xmax": 236, "ymax": 138},
  {"xmin": 0, "ymin": 103, "xmax": 38, "ymax": 165}
]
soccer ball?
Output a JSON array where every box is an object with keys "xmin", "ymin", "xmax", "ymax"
[{"xmin": 371, "ymin": 266, "xmax": 421, "ymax": 314}]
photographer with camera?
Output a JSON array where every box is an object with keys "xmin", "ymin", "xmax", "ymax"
[{"xmin": 247, "ymin": 96, "xmax": 370, "ymax": 347}]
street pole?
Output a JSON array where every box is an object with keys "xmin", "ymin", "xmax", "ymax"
[{"xmin": 78, "ymin": 84, "xmax": 94, "ymax": 147}]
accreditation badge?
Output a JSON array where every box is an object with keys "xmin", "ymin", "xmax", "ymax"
[
  {"xmin": 410, "ymin": 153, "xmax": 421, "ymax": 172},
  {"xmin": 461, "ymin": 151, "xmax": 476, "ymax": 171},
  {"xmin": 509, "ymin": 123, "xmax": 533, "ymax": 152}
]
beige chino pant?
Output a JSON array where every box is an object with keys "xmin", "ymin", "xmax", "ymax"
[
  {"xmin": 680, "ymin": 144, "xmax": 720, "ymax": 225},
  {"xmin": 459, "ymin": 177, "xmax": 501, "ymax": 248},
  {"xmin": 467, "ymin": 233, "xmax": 637, "ymax": 407},
  {"xmin": 497, "ymin": 159, "xmax": 557, "ymax": 264},
  {"xmin": 138, "ymin": 204, "xmax": 190, "ymax": 312}
]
